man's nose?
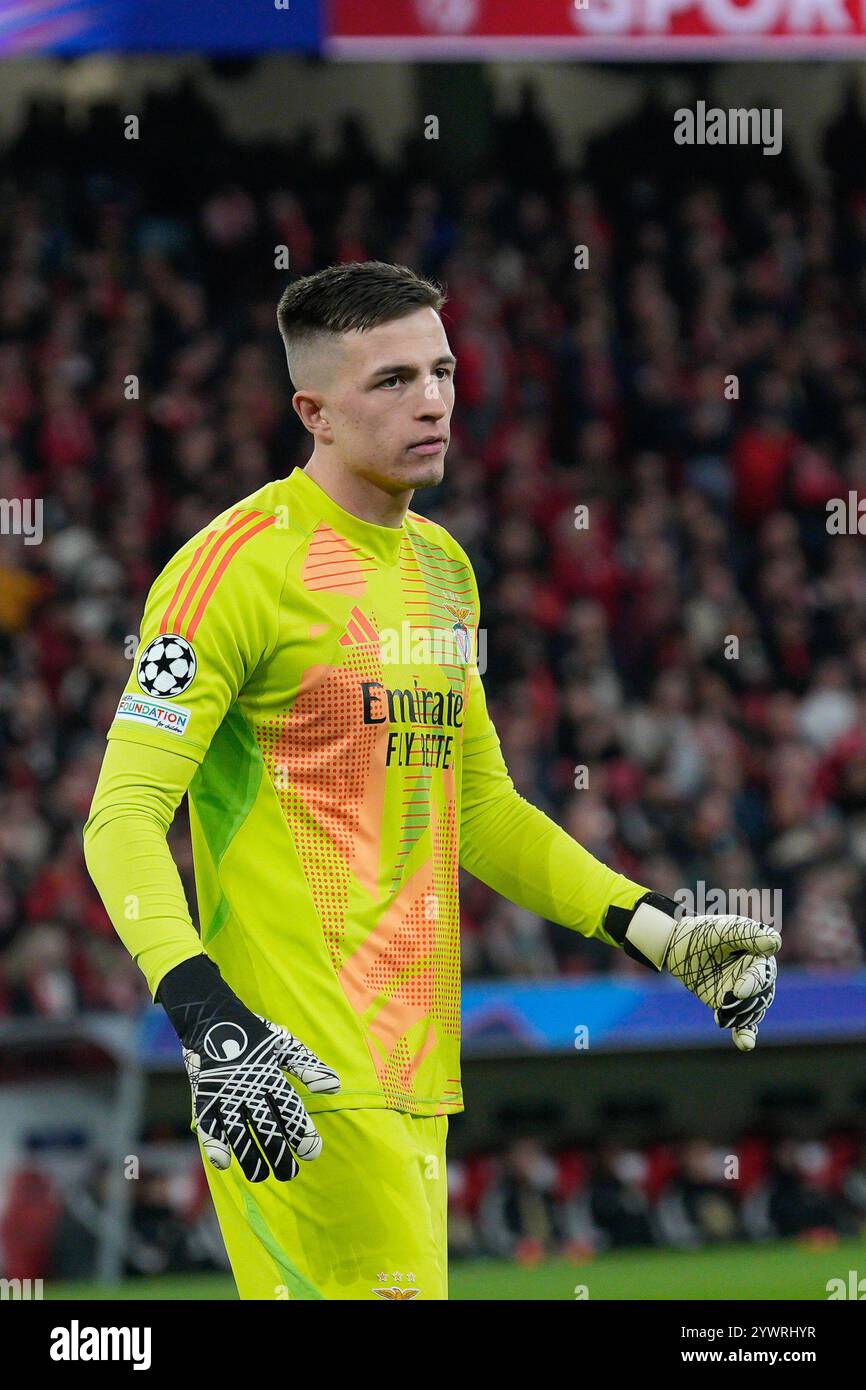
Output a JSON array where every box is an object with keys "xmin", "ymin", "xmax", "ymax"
[{"xmin": 417, "ymin": 378, "xmax": 448, "ymax": 415}]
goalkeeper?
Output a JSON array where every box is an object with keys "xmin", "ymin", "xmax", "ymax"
[{"xmin": 83, "ymin": 261, "xmax": 779, "ymax": 1301}]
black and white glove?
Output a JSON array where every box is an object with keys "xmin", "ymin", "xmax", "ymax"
[
  {"xmin": 605, "ymin": 892, "xmax": 780, "ymax": 1052},
  {"xmin": 158, "ymin": 955, "xmax": 340, "ymax": 1182}
]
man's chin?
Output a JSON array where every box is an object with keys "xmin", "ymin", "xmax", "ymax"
[
  {"xmin": 400, "ymin": 454, "xmax": 446, "ymax": 490},
  {"xmin": 358, "ymin": 455, "xmax": 446, "ymax": 495}
]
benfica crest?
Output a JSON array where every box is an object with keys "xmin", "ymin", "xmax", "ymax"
[
  {"xmin": 373, "ymin": 1270, "xmax": 420, "ymax": 1299},
  {"xmin": 443, "ymin": 593, "xmax": 473, "ymax": 665}
]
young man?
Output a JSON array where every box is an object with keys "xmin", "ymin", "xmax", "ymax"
[{"xmin": 84, "ymin": 261, "xmax": 779, "ymax": 1300}]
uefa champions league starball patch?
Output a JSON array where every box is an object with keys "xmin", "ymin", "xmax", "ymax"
[{"xmin": 137, "ymin": 633, "xmax": 197, "ymax": 698}]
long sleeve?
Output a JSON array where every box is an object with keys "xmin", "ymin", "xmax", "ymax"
[
  {"xmin": 83, "ymin": 504, "xmax": 280, "ymax": 998},
  {"xmin": 83, "ymin": 737, "xmax": 205, "ymax": 998}
]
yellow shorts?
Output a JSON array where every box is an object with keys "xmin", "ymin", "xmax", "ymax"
[{"xmin": 201, "ymin": 1107, "xmax": 449, "ymax": 1300}]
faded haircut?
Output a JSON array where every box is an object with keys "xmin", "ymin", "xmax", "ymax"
[{"xmin": 277, "ymin": 261, "xmax": 446, "ymax": 388}]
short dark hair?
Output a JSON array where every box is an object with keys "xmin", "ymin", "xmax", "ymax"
[{"xmin": 277, "ymin": 261, "xmax": 446, "ymax": 385}]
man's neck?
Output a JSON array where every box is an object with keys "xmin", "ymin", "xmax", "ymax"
[{"xmin": 302, "ymin": 456, "xmax": 412, "ymax": 529}]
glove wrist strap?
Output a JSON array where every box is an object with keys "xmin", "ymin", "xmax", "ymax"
[
  {"xmin": 605, "ymin": 891, "xmax": 679, "ymax": 972},
  {"xmin": 156, "ymin": 954, "xmax": 252, "ymax": 1052}
]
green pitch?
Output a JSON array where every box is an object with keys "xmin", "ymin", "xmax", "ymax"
[{"xmin": 45, "ymin": 1237, "xmax": 866, "ymax": 1300}]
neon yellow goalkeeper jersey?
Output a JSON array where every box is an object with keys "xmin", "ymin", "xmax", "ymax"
[{"xmin": 93, "ymin": 466, "xmax": 646, "ymax": 1117}]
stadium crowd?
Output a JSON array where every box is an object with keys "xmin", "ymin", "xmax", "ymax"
[{"xmin": 2, "ymin": 78, "xmax": 866, "ymax": 1018}]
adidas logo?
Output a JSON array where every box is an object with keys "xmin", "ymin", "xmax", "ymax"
[{"xmin": 339, "ymin": 606, "xmax": 379, "ymax": 646}]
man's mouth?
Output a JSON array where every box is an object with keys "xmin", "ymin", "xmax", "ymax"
[{"xmin": 407, "ymin": 436, "xmax": 447, "ymax": 455}]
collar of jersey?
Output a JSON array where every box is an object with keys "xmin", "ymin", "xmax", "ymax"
[{"xmin": 289, "ymin": 466, "xmax": 406, "ymax": 567}]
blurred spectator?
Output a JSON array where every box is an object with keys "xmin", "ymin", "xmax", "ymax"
[
  {"xmin": 478, "ymin": 1138, "xmax": 569, "ymax": 1260},
  {"xmin": 655, "ymin": 1139, "xmax": 741, "ymax": 1248},
  {"xmin": 766, "ymin": 1139, "xmax": 844, "ymax": 1239},
  {"xmin": 0, "ymin": 1165, "xmax": 61, "ymax": 1280},
  {"xmin": 588, "ymin": 1142, "xmax": 655, "ymax": 1250}
]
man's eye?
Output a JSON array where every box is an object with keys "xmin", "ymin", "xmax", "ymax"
[{"xmin": 378, "ymin": 369, "xmax": 452, "ymax": 388}]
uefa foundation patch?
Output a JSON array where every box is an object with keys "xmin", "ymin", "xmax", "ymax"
[{"xmin": 115, "ymin": 692, "xmax": 191, "ymax": 736}]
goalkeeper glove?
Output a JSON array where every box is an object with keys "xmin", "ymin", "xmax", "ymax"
[
  {"xmin": 157, "ymin": 955, "xmax": 341, "ymax": 1182},
  {"xmin": 604, "ymin": 891, "xmax": 780, "ymax": 1052}
]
